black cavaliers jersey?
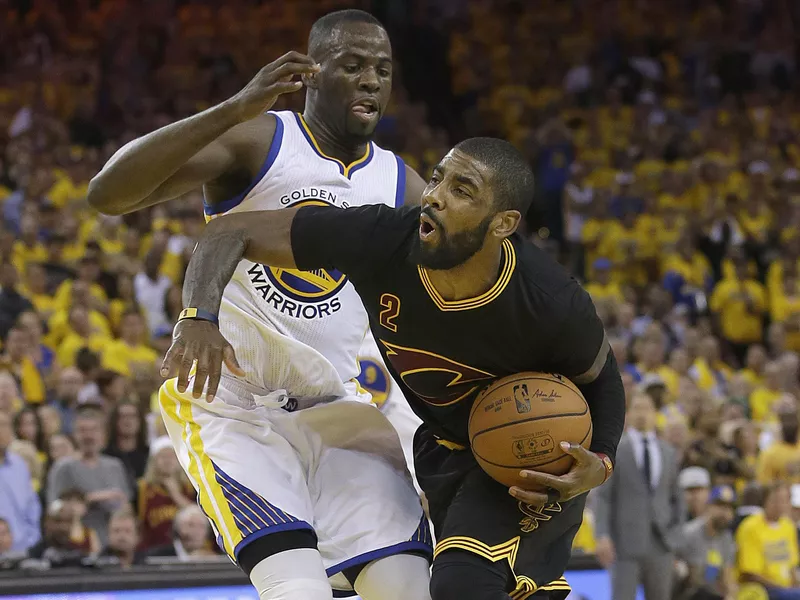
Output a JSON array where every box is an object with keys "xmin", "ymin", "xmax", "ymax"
[{"xmin": 292, "ymin": 204, "xmax": 608, "ymax": 446}]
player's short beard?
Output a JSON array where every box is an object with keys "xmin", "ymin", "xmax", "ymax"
[{"xmin": 412, "ymin": 214, "xmax": 494, "ymax": 271}]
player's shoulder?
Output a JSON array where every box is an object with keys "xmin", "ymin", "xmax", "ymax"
[
  {"xmin": 511, "ymin": 235, "xmax": 592, "ymax": 312},
  {"xmin": 351, "ymin": 202, "xmax": 420, "ymax": 224}
]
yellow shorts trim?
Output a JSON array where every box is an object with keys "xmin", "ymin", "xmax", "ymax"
[
  {"xmin": 159, "ymin": 378, "xmax": 243, "ymax": 557},
  {"xmin": 434, "ymin": 536, "xmax": 570, "ymax": 599},
  {"xmin": 435, "ymin": 438, "xmax": 467, "ymax": 451}
]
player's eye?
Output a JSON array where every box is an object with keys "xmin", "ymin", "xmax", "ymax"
[
  {"xmin": 429, "ymin": 174, "xmax": 441, "ymax": 185},
  {"xmin": 378, "ymin": 68, "xmax": 391, "ymax": 78},
  {"xmin": 344, "ymin": 64, "xmax": 360, "ymax": 74},
  {"xmin": 455, "ymin": 187, "xmax": 470, "ymax": 198}
]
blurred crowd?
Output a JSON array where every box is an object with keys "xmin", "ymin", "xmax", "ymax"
[
  {"xmin": 4, "ymin": 0, "xmax": 800, "ymax": 597},
  {"xmin": 455, "ymin": 0, "xmax": 800, "ymax": 598}
]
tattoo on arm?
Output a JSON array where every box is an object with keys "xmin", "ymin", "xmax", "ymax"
[{"xmin": 183, "ymin": 228, "xmax": 247, "ymax": 317}]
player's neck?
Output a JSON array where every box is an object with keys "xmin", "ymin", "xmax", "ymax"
[
  {"xmin": 426, "ymin": 245, "xmax": 503, "ymax": 302},
  {"xmin": 302, "ymin": 109, "xmax": 369, "ymax": 165}
]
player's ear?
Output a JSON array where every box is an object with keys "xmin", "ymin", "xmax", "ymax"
[{"xmin": 492, "ymin": 210, "xmax": 521, "ymax": 238}]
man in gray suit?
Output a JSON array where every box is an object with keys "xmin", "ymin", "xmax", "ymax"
[{"xmin": 594, "ymin": 392, "xmax": 685, "ymax": 600}]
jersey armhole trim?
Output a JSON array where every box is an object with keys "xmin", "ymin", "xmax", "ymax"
[
  {"xmin": 204, "ymin": 113, "xmax": 284, "ymax": 216},
  {"xmin": 394, "ymin": 154, "xmax": 406, "ymax": 208}
]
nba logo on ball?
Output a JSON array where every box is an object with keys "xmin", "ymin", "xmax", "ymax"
[
  {"xmin": 513, "ymin": 384, "xmax": 531, "ymax": 413},
  {"xmin": 512, "ymin": 434, "xmax": 554, "ymax": 460}
]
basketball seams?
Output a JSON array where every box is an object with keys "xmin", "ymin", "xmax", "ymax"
[
  {"xmin": 470, "ymin": 407, "xmax": 588, "ymax": 439},
  {"xmin": 471, "ymin": 420, "xmax": 593, "ymax": 468}
]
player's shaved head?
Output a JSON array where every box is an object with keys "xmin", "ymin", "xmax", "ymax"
[
  {"xmin": 453, "ymin": 138, "xmax": 535, "ymax": 215},
  {"xmin": 308, "ymin": 9, "xmax": 386, "ymax": 59}
]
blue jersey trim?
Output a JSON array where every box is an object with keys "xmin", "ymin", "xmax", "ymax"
[
  {"xmin": 232, "ymin": 520, "xmax": 315, "ymax": 560},
  {"xmin": 325, "ymin": 540, "xmax": 433, "ymax": 578},
  {"xmin": 394, "ymin": 154, "xmax": 407, "ymax": 207},
  {"xmin": 204, "ymin": 113, "xmax": 284, "ymax": 216}
]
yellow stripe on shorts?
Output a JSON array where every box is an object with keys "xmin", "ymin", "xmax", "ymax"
[{"xmin": 159, "ymin": 378, "xmax": 243, "ymax": 556}]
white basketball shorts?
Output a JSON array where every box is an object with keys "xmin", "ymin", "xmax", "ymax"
[{"xmin": 158, "ymin": 377, "xmax": 431, "ymax": 593}]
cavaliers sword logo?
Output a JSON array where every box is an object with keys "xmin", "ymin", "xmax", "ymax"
[
  {"xmin": 518, "ymin": 502, "xmax": 562, "ymax": 533},
  {"xmin": 381, "ymin": 340, "xmax": 495, "ymax": 406}
]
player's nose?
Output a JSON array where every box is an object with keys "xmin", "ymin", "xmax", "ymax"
[
  {"xmin": 357, "ymin": 67, "xmax": 380, "ymax": 93},
  {"xmin": 422, "ymin": 188, "xmax": 445, "ymax": 211}
]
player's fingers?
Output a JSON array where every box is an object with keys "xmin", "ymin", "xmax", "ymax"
[
  {"xmin": 177, "ymin": 343, "xmax": 197, "ymax": 393},
  {"xmin": 269, "ymin": 81, "xmax": 304, "ymax": 96},
  {"xmin": 518, "ymin": 469, "xmax": 564, "ymax": 491},
  {"xmin": 192, "ymin": 347, "xmax": 211, "ymax": 400},
  {"xmin": 206, "ymin": 348, "xmax": 223, "ymax": 403},
  {"xmin": 270, "ymin": 61, "xmax": 320, "ymax": 82},
  {"xmin": 269, "ymin": 51, "xmax": 316, "ymax": 68},
  {"xmin": 160, "ymin": 342, "xmax": 184, "ymax": 378},
  {"xmin": 508, "ymin": 486, "xmax": 549, "ymax": 506},
  {"xmin": 223, "ymin": 345, "xmax": 245, "ymax": 377},
  {"xmin": 560, "ymin": 441, "xmax": 590, "ymax": 461}
]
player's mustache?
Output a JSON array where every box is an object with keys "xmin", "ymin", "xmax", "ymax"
[{"xmin": 421, "ymin": 206, "xmax": 445, "ymax": 231}]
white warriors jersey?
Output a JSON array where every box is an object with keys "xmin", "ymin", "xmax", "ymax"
[{"xmin": 205, "ymin": 110, "xmax": 407, "ymax": 403}]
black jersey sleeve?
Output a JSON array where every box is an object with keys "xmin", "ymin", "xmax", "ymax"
[
  {"xmin": 549, "ymin": 285, "xmax": 625, "ymax": 463},
  {"xmin": 291, "ymin": 204, "xmax": 419, "ymax": 282}
]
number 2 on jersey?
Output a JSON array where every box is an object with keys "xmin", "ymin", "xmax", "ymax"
[{"xmin": 379, "ymin": 293, "xmax": 401, "ymax": 332}]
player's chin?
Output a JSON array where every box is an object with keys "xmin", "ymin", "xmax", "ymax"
[{"xmin": 346, "ymin": 113, "xmax": 380, "ymax": 137}]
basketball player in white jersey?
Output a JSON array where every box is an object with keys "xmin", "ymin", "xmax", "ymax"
[{"xmin": 88, "ymin": 11, "xmax": 431, "ymax": 600}]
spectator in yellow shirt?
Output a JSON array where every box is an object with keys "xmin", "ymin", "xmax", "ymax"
[
  {"xmin": 739, "ymin": 344, "xmax": 768, "ymax": 389},
  {"xmin": 1, "ymin": 325, "xmax": 45, "ymax": 404},
  {"xmin": 689, "ymin": 336, "xmax": 733, "ymax": 400},
  {"xmin": 53, "ymin": 255, "xmax": 108, "ymax": 314},
  {"xmin": 736, "ymin": 483, "xmax": 800, "ymax": 593},
  {"xmin": 583, "ymin": 258, "xmax": 624, "ymax": 305},
  {"xmin": 56, "ymin": 306, "xmax": 109, "ymax": 368},
  {"xmin": 709, "ymin": 259, "xmax": 767, "ymax": 363},
  {"xmin": 12, "ymin": 214, "xmax": 47, "ymax": 272},
  {"xmin": 757, "ymin": 401, "xmax": 800, "ymax": 485},
  {"xmin": 751, "ymin": 362, "xmax": 789, "ymax": 423},
  {"xmin": 46, "ymin": 281, "xmax": 111, "ymax": 348},
  {"xmin": 662, "ymin": 235, "xmax": 713, "ymax": 309},
  {"xmin": 772, "ymin": 276, "xmax": 800, "ymax": 353},
  {"xmin": 102, "ymin": 311, "xmax": 159, "ymax": 377},
  {"xmin": 21, "ymin": 263, "xmax": 56, "ymax": 319},
  {"xmin": 739, "ymin": 194, "xmax": 773, "ymax": 245}
]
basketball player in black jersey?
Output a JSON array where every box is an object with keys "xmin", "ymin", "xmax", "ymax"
[{"xmin": 165, "ymin": 138, "xmax": 626, "ymax": 600}]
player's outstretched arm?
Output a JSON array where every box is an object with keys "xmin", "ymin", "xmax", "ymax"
[
  {"xmin": 160, "ymin": 207, "xmax": 303, "ymax": 401},
  {"xmin": 162, "ymin": 202, "xmax": 408, "ymax": 401},
  {"xmin": 88, "ymin": 52, "xmax": 319, "ymax": 215}
]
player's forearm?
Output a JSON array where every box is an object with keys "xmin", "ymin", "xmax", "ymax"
[
  {"xmin": 87, "ymin": 100, "xmax": 241, "ymax": 215},
  {"xmin": 182, "ymin": 209, "xmax": 300, "ymax": 316},
  {"xmin": 577, "ymin": 353, "xmax": 625, "ymax": 464}
]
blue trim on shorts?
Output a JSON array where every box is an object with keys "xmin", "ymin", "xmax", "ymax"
[
  {"xmin": 394, "ymin": 154, "xmax": 406, "ymax": 207},
  {"xmin": 203, "ymin": 112, "xmax": 284, "ymax": 216},
  {"xmin": 212, "ymin": 460, "xmax": 301, "ymax": 529},
  {"xmin": 232, "ymin": 520, "xmax": 315, "ymax": 561},
  {"xmin": 325, "ymin": 540, "xmax": 434, "ymax": 579}
]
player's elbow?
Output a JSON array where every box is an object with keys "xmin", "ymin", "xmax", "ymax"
[{"xmin": 86, "ymin": 174, "xmax": 126, "ymax": 215}]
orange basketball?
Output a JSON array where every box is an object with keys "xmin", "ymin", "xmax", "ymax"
[{"xmin": 468, "ymin": 372, "xmax": 592, "ymax": 488}]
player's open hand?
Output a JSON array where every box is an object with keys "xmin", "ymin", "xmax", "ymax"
[
  {"xmin": 509, "ymin": 442, "xmax": 607, "ymax": 505},
  {"xmin": 160, "ymin": 319, "xmax": 245, "ymax": 403},
  {"xmin": 232, "ymin": 51, "xmax": 320, "ymax": 122}
]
